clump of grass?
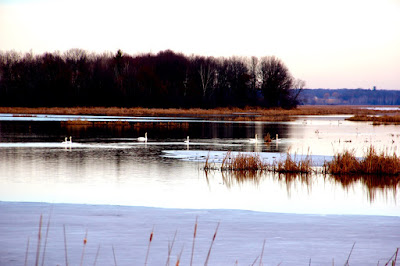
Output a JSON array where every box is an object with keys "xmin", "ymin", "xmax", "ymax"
[
  {"xmin": 275, "ymin": 152, "xmax": 312, "ymax": 174},
  {"xmin": 218, "ymin": 151, "xmax": 313, "ymax": 175},
  {"xmin": 203, "ymin": 153, "xmax": 214, "ymax": 171},
  {"xmin": 325, "ymin": 146, "xmax": 400, "ymax": 175},
  {"xmin": 361, "ymin": 146, "xmax": 400, "ymax": 175},
  {"xmin": 324, "ymin": 150, "xmax": 360, "ymax": 175},
  {"xmin": 221, "ymin": 151, "xmax": 265, "ymax": 171},
  {"xmin": 264, "ymin": 133, "xmax": 272, "ymax": 143}
]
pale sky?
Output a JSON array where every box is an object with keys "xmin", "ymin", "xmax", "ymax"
[{"xmin": 1, "ymin": 0, "xmax": 399, "ymax": 90}]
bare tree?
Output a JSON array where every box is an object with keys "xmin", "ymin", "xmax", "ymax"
[
  {"xmin": 260, "ymin": 56, "xmax": 293, "ymax": 107},
  {"xmin": 292, "ymin": 78, "xmax": 306, "ymax": 103},
  {"xmin": 199, "ymin": 62, "xmax": 214, "ymax": 97},
  {"xmin": 248, "ymin": 56, "xmax": 259, "ymax": 91}
]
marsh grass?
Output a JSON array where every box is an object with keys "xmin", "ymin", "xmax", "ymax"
[
  {"xmin": 325, "ymin": 146, "xmax": 400, "ymax": 175},
  {"xmin": 275, "ymin": 152, "xmax": 313, "ymax": 174},
  {"xmin": 1, "ymin": 105, "xmax": 395, "ymax": 121},
  {"xmin": 221, "ymin": 151, "xmax": 266, "ymax": 171},
  {"xmin": 347, "ymin": 115, "xmax": 400, "ymax": 125},
  {"xmin": 218, "ymin": 151, "xmax": 313, "ymax": 174}
]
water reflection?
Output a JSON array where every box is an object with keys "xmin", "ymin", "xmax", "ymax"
[
  {"xmin": 210, "ymin": 168, "xmax": 399, "ymax": 204},
  {"xmin": 329, "ymin": 174, "xmax": 400, "ymax": 203},
  {"xmin": 0, "ymin": 120, "xmax": 290, "ymax": 153}
]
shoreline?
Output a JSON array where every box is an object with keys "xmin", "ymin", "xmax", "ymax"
[{"xmin": 0, "ymin": 105, "xmax": 396, "ymax": 119}]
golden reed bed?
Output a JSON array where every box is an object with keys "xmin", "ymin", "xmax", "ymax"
[{"xmin": 1, "ymin": 106, "xmax": 399, "ymax": 121}]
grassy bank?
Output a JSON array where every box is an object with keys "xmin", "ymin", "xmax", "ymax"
[
  {"xmin": 0, "ymin": 105, "xmax": 397, "ymax": 121},
  {"xmin": 346, "ymin": 114, "xmax": 400, "ymax": 125}
]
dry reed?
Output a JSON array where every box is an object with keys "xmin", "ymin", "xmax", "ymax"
[
  {"xmin": 347, "ymin": 114, "xmax": 400, "ymax": 125},
  {"xmin": 221, "ymin": 151, "xmax": 265, "ymax": 171},
  {"xmin": 166, "ymin": 230, "xmax": 177, "ymax": 266},
  {"xmin": 275, "ymin": 153, "xmax": 312, "ymax": 174},
  {"xmin": 325, "ymin": 146, "xmax": 400, "ymax": 175},
  {"xmin": 190, "ymin": 217, "xmax": 198, "ymax": 266},
  {"xmin": 1, "ymin": 105, "xmax": 396, "ymax": 121},
  {"xmin": 63, "ymin": 225, "xmax": 69, "ymax": 266},
  {"xmin": 344, "ymin": 242, "xmax": 356, "ymax": 266},
  {"xmin": 80, "ymin": 229, "xmax": 88, "ymax": 266},
  {"xmin": 40, "ymin": 209, "xmax": 52, "ymax": 266},
  {"xmin": 144, "ymin": 226, "xmax": 154, "ymax": 266},
  {"xmin": 112, "ymin": 245, "xmax": 117, "ymax": 266},
  {"xmin": 35, "ymin": 214, "xmax": 43, "ymax": 266},
  {"xmin": 218, "ymin": 151, "xmax": 313, "ymax": 174},
  {"xmin": 24, "ymin": 237, "xmax": 30, "ymax": 266},
  {"xmin": 204, "ymin": 222, "xmax": 220, "ymax": 266},
  {"xmin": 93, "ymin": 245, "xmax": 101, "ymax": 266}
]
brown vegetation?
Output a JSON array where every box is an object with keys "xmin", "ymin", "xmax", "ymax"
[
  {"xmin": 275, "ymin": 152, "xmax": 313, "ymax": 174},
  {"xmin": 221, "ymin": 151, "xmax": 265, "ymax": 171},
  {"xmin": 208, "ymin": 151, "xmax": 313, "ymax": 175},
  {"xmin": 347, "ymin": 114, "xmax": 400, "ymax": 125},
  {"xmin": 324, "ymin": 146, "xmax": 400, "ymax": 175},
  {"xmin": 1, "ymin": 105, "xmax": 397, "ymax": 122}
]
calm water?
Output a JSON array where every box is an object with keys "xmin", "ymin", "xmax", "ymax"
[{"xmin": 0, "ymin": 113, "xmax": 399, "ymax": 216}]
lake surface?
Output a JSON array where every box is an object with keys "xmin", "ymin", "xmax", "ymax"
[{"xmin": 0, "ymin": 113, "xmax": 399, "ymax": 216}]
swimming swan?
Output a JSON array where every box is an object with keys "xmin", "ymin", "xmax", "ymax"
[
  {"xmin": 249, "ymin": 134, "xmax": 258, "ymax": 143},
  {"xmin": 62, "ymin": 136, "xmax": 72, "ymax": 144},
  {"xmin": 138, "ymin": 132, "xmax": 147, "ymax": 142}
]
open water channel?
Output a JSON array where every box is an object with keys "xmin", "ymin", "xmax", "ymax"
[{"xmin": 0, "ymin": 113, "xmax": 399, "ymax": 216}]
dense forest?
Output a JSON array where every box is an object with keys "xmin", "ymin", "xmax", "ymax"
[
  {"xmin": 0, "ymin": 49, "xmax": 304, "ymax": 108},
  {"xmin": 300, "ymin": 89, "xmax": 400, "ymax": 105}
]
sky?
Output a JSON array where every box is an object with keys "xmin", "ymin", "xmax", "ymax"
[{"xmin": 0, "ymin": 0, "xmax": 399, "ymax": 90}]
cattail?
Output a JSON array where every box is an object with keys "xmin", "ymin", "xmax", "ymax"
[
  {"xmin": 80, "ymin": 229, "xmax": 88, "ymax": 266},
  {"xmin": 144, "ymin": 227, "xmax": 154, "ymax": 266}
]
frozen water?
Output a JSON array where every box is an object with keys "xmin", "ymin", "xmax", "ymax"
[
  {"xmin": 1, "ymin": 202, "xmax": 399, "ymax": 266},
  {"xmin": 162, "ymin": 150, "xmax": 333, "ymax": 166}
]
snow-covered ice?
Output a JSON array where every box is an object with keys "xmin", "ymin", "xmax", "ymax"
[
  {"xmin": 1, "ymin": 202, "xmax": 399, "ymax": 266},
  {"xmin": 162, "ymin": 150, "xmax": 333, "ymax": 167}
]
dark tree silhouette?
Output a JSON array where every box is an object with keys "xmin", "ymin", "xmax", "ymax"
[
  {"xmin": 0, "ymin": 49, "xmax": 303, "ymax": 109},
  {"xmin": 260, "ymin": 56, "xmax": 294, "ymax": 108}
]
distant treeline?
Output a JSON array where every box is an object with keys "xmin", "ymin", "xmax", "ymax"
[
  {"xmin": 0, "ymin": 49, "xmax": 304, "ymax": 108},
  {"xmin": 300, "ymin": 89, "xmax": 400, "ymax": 105}
]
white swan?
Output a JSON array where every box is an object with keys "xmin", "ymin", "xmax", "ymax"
[
  {"xmin": 138, "ymin": 132, "xmax": 147, "ymax": 142},
  {"xmin": 249, "ymin": 134, "xmax": 258, "ymax": 143},
  {"xmin": 62, "ymin": 136, "xmax": 72, "ymax": 145},
  {"xmin": 184, "ymin": 136, "xmax": 189, "ymax": 144}
]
